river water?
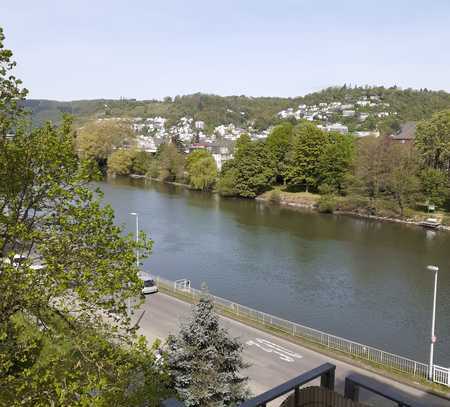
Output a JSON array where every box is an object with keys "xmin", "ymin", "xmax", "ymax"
[{"xmin": 98, "ymin": 177, "xmax": 450, "ymax": 366}]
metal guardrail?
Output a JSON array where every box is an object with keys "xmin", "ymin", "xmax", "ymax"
[{"xmin": 155, "ymin": 276, "xmax": 450, "ymax": 388}]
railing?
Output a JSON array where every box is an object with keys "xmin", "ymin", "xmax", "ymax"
[
  {"xmin": 344, "ymin": 373, "xmax": 423, "ymax": 406},
  {"xmin": 434, "ymin": 364, "xmax": 450, "ymax": 386},
  {"xmin": 161, "ymin": 363, "xmax": 336, "ymax": 407},
  {"xmin": 239, "ymin": 363, "xmax": 335, "ymax": 407},
  {"xmin": 155, "ymin": 276, "xmax": 450, "ymax": 388}
]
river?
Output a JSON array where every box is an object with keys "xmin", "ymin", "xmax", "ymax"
[{"xmin": 98, "ymin": 176, "xmax": 450, "ymax": 366}]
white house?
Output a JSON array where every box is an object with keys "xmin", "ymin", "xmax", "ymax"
[
  {"xmin": 195, "ymin": 121, "xmax": 205, "ymax": 130},
  {"xmin": 324, "ymin": 123, "xmax": 348, "ymax": 134}
]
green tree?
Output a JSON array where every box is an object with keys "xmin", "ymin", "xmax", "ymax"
[
  {"xmin": 157, "ymin": 142, "xmax": 185, "ymax": 182},
  {"xmin": 384, "ymin": 146, "xmax": 421, "ymax": 217},
  {"xmin": 216, "ymin": 161, "xmax": 239, "ymax": 197},
  {"xmin": 166, "ymin": 297, "xmax": 249, "ymax": 407},
  {"xmin": 351, "ymin": 136, "xmax": 391, "ymax": 199},
  {"xmin": 415, "ymin": 110, "xmax": 450, "ymax": 173},
  {"xmin": 0, "ymin": 28, "xmax": 28, "ymax": 136},
  {"xmin": 76, "ymin": 119, "xmax": 134, "ymax": 170},
  {"xmin": 186, "ymin": 150, "xmax": 218, "ymax": 191},
  {"xmin": 220, "ymin": 134, "xmax": 273, "ymax": 198},
  {"xmin": 318, "ymin": 132, "xmax": 355, "ymax": 193},
  {"xmin": 265, "ymin": 122, "xmax": 293, "ymax": 184},
  {"xmin": 0, "ymin": 29, "xmax": 170, "ymax": 406},
  {"xmin": 284, "ymin": 123, "xmax": 328, "ymax": 192},
  {"xmin": 132, "ymin": 150, "xmax": 154, "ymax": 175},
  {"xmin": 420, "ymin": 168, "xmax": 449, "ymax": 208},
  {"xmin": 107, "ymin": 148, "xmax": 135, "ymax": 175}
]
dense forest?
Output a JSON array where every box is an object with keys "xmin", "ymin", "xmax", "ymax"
[{"xmin": 23, "ymin": 86, "xmax": 450, "ymax": 132}]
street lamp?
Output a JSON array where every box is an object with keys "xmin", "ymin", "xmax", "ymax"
[
  {"xmin": 129, "ymin": 212, "xmax": 139, "ymax": 268},
  {"xmin": 128, "ymin": 212, "xmax": 139, "ymax": 315},
  {"xmin": 427, "ymin": 265, "xmax": 439, "ymax": 380}
]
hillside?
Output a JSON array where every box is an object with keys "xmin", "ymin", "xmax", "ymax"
[{"xmin": 22, "ymin": 86, "xmax": 450, "ymax": 133}]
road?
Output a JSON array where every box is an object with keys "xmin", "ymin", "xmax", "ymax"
[{"xmin": 135, "ymin": 292, "xmax": 449, "ymax": 406}]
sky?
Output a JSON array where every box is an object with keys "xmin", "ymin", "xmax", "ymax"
[{"xmin": 1, "ymin": 0, "xmax": 450, "ymax": 100}]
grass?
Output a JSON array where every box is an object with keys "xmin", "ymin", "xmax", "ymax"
[
  {"xmin": 157, "ymin": 283, "xmax": 450, "ymax": 398},
  {"xmin": 258, "ymin": 186, "xmax": 320, "ymax": 208}
]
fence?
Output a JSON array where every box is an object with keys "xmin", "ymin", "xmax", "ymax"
[{"xmin": 154, "ymin": 276, "xmax": 450, "ymax": 388}]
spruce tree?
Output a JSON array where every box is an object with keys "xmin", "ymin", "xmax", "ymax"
[{"xmin": 166, "ymin": 297, "xmax": 249, "ymax": 407}]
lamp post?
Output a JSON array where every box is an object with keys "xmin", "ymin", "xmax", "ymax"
[
  {"xmin": 128, "ymin": 212, "xmax": 139, "ymax": 315},
  {"xmin": 427, "ymin": 265, "xmax": 439, "ymax": 381},
  {"xmin": 129, "ymin": 212, "xmax": 139, "ymax": 268}
]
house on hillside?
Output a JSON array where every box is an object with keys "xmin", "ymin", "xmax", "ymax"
[
  {"xmin": 355, "ymin": 131, "xmax": 380, "ymax": 138},
  {"xmin": 136, "ymin": 135, "xmax": 157, "ymax": 153},
  {"xmin": 320, "ymin": 123, "xmax": 349, "ymax": 134},
  {"xmin": 342, "ymin": 110, "xmax": 355, "ymax": 117},
  {"xmin": 209, "ymin": 145, "xmax": 233, "ymax": 170},
  {"xmin": 390, "ymin": 122, "xmax": 416, "ymax": 144}
]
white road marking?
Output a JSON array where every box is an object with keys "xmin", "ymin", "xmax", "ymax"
[{"xmin": 246, "ymin": 338, "xmax": 303, "ymax": 362}]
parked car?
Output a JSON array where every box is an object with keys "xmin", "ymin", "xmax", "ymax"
[{"xmin": 141, "ymin": 276, "xmax": 158, "ymax": 295}]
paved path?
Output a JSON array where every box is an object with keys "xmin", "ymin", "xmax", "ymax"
[{"xmin": 135, "ymin": 292, "xmax": 449, "ymax": 406}]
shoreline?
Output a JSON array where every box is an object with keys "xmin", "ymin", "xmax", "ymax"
[
  {"xmin": 129, "ymin": 174, "xmax": 450, "ymax": 232},
  {"xmin": 256, "ymin": 194, "xmax": 450, "ymax": 232}
]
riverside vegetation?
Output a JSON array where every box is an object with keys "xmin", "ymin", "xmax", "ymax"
[
  {"xmin": 0, "ymin": 27, "xmax": 249, "ymax": 406},
  {"xmin": 78, "ymin": 112, "xmax": 450, "ymax": 224}
]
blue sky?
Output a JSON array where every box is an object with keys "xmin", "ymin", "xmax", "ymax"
[{"xmin": 1, "ymin": 0, "xmax": 449, "ymax": 100}]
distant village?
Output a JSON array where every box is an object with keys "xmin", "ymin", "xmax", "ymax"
[{"xmin": 98, "ymin": 94, "xmax": 415, "ymax": 170}]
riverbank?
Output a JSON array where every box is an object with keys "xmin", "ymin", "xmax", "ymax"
[
  {"xmin": 257, "ymin": 188, "xmax": 450, "ymax": 231},
  {"xmin": 130, "ymin": 174, "xmax": 450, "ymax": 231}
]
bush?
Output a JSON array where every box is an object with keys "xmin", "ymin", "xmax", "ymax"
[
  {"xmin": 374, "ymin": 198, "xmax": 401, "ymax": 218},
  {"xmin": 217, "ymin": 168, "xmax": 239, "ymax": 197},
  {"xmin": 317, "ymin": 194, "xmax": 337, "ymax": 213},
  {"xmin": 268, "ymin": 189, "xmax": 281, "ymax": 204},
  {"xmin": 107, "ymin": 149, "xmax": 134, "ymax": 176},
  {"xmin": 441, "ymin": 213, "xmax": 450, "ymax": 227},
  {"xmin": 131, "ymin": 151, "xmax": 153, "ymax": 175},
  {"xmin": 147, "ymin": 160, "xmax": 160, "ymax": 179},
  {"xmin": 337, "ymin": 195, "xmax": 372, "ymax": 213}
]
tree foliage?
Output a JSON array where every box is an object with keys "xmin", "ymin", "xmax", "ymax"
[
  {"xmin": 22, "ymin": 86, "xmax": 450, "ymax": 132},
  {"xmin": 0, "ymin": 28, "xmax": 170, "ymax": 406},
  {"xmin": 265, "ymin": 122, "xmax": 293, "ymax": 183},
  {"xmin": 157, "ymin": 142, "xmax": 185, "ymax": 182},
  {"xmin": 166, "ymin": 297, "xmax": 249, "ymax": 407},
  {"xmin": 132, "ymin": 150, "xmax": 154, "ymax": 175},
  {"xmin": 0, "ymin": 27, "xmax": 28, "ymax": 136},
  {"xmin": 318, "ymin": 132, "xmax": 355, "ymax": 193},
  {"xmin": 107, "ymin": 148, "xmax": 135, "ymax": 175},
  {"xmin": 218, "ymin": 134, "xmax": 273, "ymax": 198},
  {"xmin": 186, "ymin": 150, "xmax": 217, "ymax": 191},
  {"xmin": 76, "ymin": 119, "xmax": 134, "ymax": 169},
  {"xmin": 420, "ymin": 168, "xmax": 449, "ymax": 208},
  {"xmin": 284, "ymin": 123, "xmax": 328, "ymax": 191},
  {"xmin": 415, "ymin": 110, "xmax": 450, "ymax": 173}
]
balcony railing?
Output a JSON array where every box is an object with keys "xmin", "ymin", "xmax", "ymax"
[
  {"xmin": 161, "ymin": 363, "xmax": 335, "ymax": 407},
  {"xmin": 344, "ymin": 373, "xmax": 423, "ymax": 407}
]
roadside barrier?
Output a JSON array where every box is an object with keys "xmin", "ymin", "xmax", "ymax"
[{"xmin": 155, "ymin": 276, "xmax": 450, "ymax": 387}]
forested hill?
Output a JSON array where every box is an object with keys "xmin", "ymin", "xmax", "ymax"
[{"xmin": 22, "ymin": 86, "xmax": 450, "ymax": 131}]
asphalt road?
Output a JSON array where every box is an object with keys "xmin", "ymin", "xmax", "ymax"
[{"xmin": 135, "ymin": 292, "xmax": 449, "ymax": 406}]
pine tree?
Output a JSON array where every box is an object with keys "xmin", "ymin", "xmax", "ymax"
[{"xmin": 166, "ymin": 297, "xmax": 250, "ymax": 407}]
